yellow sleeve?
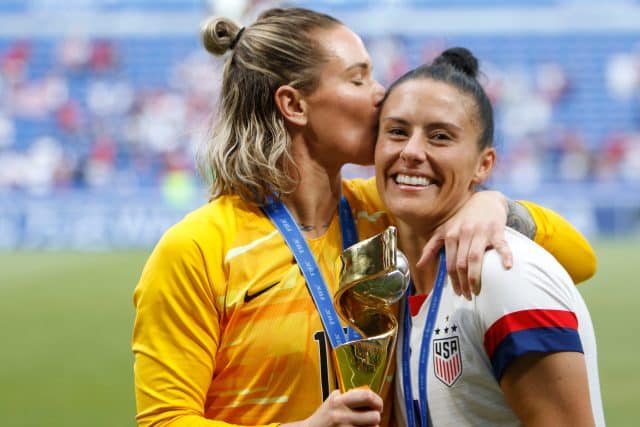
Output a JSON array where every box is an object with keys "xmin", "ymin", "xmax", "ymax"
[
  {"xmin": 345, "ymin": 176, "xmax": 386, "ymax": 211},
  {"xmin": 518, "ymin": 200, "xmax": 597, "ymax": 284},
  {"xmin": 132, "ymin": 222, "xmax": 277, "ymax": 427}
]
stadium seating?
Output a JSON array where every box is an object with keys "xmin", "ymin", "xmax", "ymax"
[{"xmin": 1, "ymin": 0, "xmax": 638, "ymax": 247}]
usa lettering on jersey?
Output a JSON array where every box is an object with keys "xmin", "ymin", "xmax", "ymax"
[{"xmin": 433, "ymin": 335, "xmax": 462, "ymax": 386}]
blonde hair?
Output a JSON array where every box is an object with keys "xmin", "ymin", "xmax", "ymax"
[{"xmin": 198, "ymin": 8, "xmax": 341, "ymax": 204}]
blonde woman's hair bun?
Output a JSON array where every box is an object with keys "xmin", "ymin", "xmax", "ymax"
[{"xmin": 201, "ymin": 16, "xmax": 242, "ymax": 56}]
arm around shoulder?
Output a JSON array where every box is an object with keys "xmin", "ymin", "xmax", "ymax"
[{"xmin": 512, "ymin": 200, "xmax": 597, "ymax": 284}]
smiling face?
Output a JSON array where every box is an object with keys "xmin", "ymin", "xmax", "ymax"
[
  {"xmin": 302, "ymin": 25, "xmax": 385, "ymax": 168},
  {"xmin": 375, "ymin": 78, "xmax": 495, "ymax": 231}
]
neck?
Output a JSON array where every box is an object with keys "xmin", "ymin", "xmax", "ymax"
[
  {"xmin": 394, "ymin": 195, "xmax": 476, "ymax": 293},
  {"xmin": 283, "ymin": 139, "xmax": 343, "ymax": 238},
  {"xmin": 396, "ymin": 223, "xmax": 440, "ymax": 296}
]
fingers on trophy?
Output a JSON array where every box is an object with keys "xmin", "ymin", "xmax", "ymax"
[{"xmin": 333, "ymin": 226, "xmax": 410, "ymax": 393}]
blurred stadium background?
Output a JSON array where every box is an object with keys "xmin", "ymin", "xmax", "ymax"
[{"xmin": 0, "ymin": 0, "xmax": 638, "ymax": 426}]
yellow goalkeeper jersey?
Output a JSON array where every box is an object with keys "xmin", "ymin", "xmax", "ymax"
[
  {"xmin": 133, "ymin": 178, "xmax": 393, "ymax": 427},
  {"xmin": 132, "ymin": 177, "xmax": 595, "ymax": 427}
]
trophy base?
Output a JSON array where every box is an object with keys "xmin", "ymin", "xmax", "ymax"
[{"xmin": 332, "ymin": 330, "xmax": 395, "ymax": 394}]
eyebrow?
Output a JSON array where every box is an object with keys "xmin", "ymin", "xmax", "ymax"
[
  {"xmin": 345, "ymin": 62, "xmax": 371, "ymax": 72},
  {"xmin": 381, "ymin": 116, "xmax": 410, "ymax": 126},
  {"xmin": 381, "ymin": 117, "xmax": 463, "ymax": 132},
  {"xmin": 426, "ymin": 121, "xmax": 463, "ymax": 132}
]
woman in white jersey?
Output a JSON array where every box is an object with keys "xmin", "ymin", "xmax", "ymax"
[{"xmin": 374, "ymin": 47, "xmax": 604, "ymax": 426}]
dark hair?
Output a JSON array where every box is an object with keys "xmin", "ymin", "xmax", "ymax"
[{"xmin": 382, "ymin": 47, "xmax": 494, "ymax": 149}]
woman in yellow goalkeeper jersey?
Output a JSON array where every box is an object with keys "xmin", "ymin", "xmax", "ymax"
[{"xmin": 131, "ymin": 7, "xmax": 596, "ymax": 427}]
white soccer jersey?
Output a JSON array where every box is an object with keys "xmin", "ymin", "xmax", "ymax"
[{"xmin": 394, "ymin": 228, "xmax": 604, "ymax": 427}]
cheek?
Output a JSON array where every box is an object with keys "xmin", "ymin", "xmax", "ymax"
[
  {"xmin": 373, "ymin": 139, "xmax": 383, "ymax": 162},
  {"xmin": 374, "ymin": 139, "xmax": 391, "ymax": 169},
  {"xmin": 344, "ymin": 92, "xmax": 376, "ymax": 123},
  {"xmin": 336, "ymin": 102, "xmax": 373, "ymax": 139},
  {"xmin": 374, "ymin": 143, "xmax": 388, "ymax": 183},
  {"xmin": 443, "ymin": 155, "xmax": 480, "ymax": 188}
]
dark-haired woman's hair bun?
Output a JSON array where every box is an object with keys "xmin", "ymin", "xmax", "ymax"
[{"xmin": 433, "ymin": 47, "xmax": 479, "ymax": 78}]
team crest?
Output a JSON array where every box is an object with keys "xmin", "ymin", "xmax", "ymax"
[{"xmin": 432, "ymin": 335, "xmax": 462, "ymax": 386}]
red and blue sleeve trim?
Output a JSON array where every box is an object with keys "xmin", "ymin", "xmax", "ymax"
[{"xmin": 484, "ymin": 309, "xmax": 583, "ymax": 380}]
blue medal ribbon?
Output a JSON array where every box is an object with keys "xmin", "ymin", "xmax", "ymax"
[
  {"xmin": 263, "ymin": 196, "xmax": 360, "ymax": 349},
  {"xmin": 401, "ymin": 250, "xmax": 447, "ymax": 427},
  {"xmin": 338, "ymin": 196, "xmax": 358, "ymax": 249}
]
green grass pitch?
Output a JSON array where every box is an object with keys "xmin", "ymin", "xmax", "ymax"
[{"xmin": 0, "ymin": 240, "xmax": 637, "ymax": 426}]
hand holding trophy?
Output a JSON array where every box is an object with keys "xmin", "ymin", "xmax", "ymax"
[{"xmin": 333, "ymin": 226, "xmax": 410, "ymax": 393}]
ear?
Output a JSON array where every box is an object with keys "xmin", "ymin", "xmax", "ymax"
[
  {"xmin": 274, "ymin": 85, "xmax": 308, "ymax": 126},
  {"xmin": 471, "ymin": 147, "xmax": 496, "ymax": 185}
]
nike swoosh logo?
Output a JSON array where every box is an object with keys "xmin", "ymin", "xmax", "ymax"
[
  {"xmin": 357, "ymin": 210, "xmax": 385, "ymax": 222},
  {"xmin": 244, "ymin": 281, "xmax": 280, "ymax": 303}
]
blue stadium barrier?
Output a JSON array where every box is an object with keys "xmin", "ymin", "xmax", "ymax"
[
  {"xmin": 0, "ymin": 182, "xmax": 638, "ymax": 250},
  {"xmin": 0, "ymin": 190, "xmax": 195, "ymax": 250}
]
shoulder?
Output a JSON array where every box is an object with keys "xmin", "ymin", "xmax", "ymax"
[
  {"xmin": 482, "ymin": 228, "xmax": 572, "ymax": 284},
  {"xmin": 136, "ymin": 195, "xmax": 265, "ymax": 299},
  {"xmin": 343, "ymin": 177, "xmax": 383, "ymax": 210},
  {"xmin": 342, "ymin": 177, "xmax": 391, "ymax": 238},
  {"xmin": 153, "ymin": 195, "xmax": 261, "ymax": 262},
  {"xmin": 477, "ymin": 228, "xmax": 577, "ymax": 312}
]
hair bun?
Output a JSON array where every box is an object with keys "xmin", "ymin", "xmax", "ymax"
[
  {"xmin": 201, "ymin": 16, "xmax": 242, "ymax": 56},
  {"xmin": 433, "ymin": 47, "xmax": 479, "ymax": 78}
]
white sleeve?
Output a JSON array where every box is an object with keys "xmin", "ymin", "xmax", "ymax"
[{"xmin": 474, "ymin": 229, "xmax": 584, "ymax": 381}]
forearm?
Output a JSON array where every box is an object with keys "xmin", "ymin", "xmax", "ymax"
[
  {"xmin": 506, "ymin": 199, "xmax": 537, "ymax": 240},
  {"xmin": 516, "ymin": 200, "xmax": 597, "ymax": 283},
  {"xmin": 506, "ymin": 200, "xmax": 596, "ymax": 283}
]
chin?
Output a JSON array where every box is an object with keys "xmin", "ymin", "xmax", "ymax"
[
  {"xmin": 351, "ymin": 149, "xmax": 375, "ymax": 166},
  {"xmin": 387, "ymin": 201, "xmax": 423, "ymax": 220},
  {"xmin": 388, "ymin": 199, "xmax": 441, "ymax": 225}
]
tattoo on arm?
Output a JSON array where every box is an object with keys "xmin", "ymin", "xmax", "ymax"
[{"xmin": 506, "ymin": 200, "xmax": 537, "ymax": 240}]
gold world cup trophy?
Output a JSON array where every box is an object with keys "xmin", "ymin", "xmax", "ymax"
[{"xmin": 333, "ymin": 226, "xmax": 410, "ymax": 393}]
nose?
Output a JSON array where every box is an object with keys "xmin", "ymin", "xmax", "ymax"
[{"xmin": 400, "ymin": 133, "xmax": 427, "ymax": 163}]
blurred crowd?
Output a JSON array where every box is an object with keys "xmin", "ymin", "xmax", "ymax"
[
  {"xmin": 0, "ymin": 31, "xmax": 639, "ymax": 196},
  {"xmin": 364, "ymin": 35, "xmax": 640, "ymax": 191},
  {"xmin": 0, "ymin": 37, "xmax": 220, "ymax": 197}
]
